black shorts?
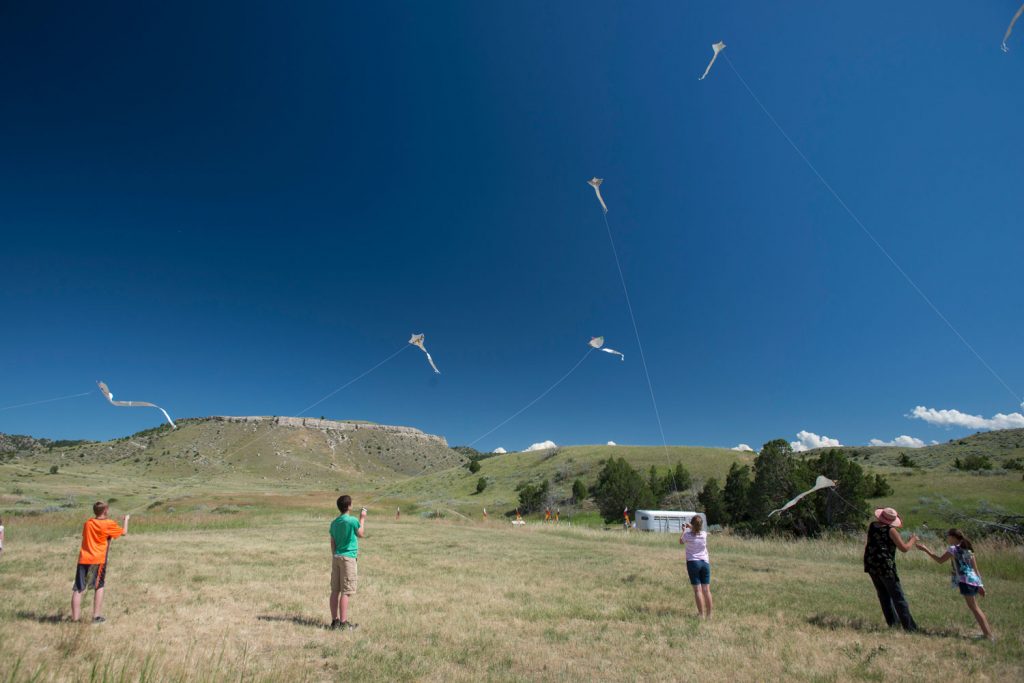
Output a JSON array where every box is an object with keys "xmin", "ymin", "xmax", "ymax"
[{"xmin": 73, "ymin": 563, "xmax": 107, "ymax": 592}]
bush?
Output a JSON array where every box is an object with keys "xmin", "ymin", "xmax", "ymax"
[
  {"xmin": 897, "ymin": 453, "xmax": 917, "ymax": 468},
  {"xmin": 48, "ymin": 465, "xmax": 59, "ymax": 475},
  {"xmin": 517, "ymin": 479, "xmax": 550, "ymax": 513},
  {"xmin": 475, "ymin": 477, "xmax": 487, "ymax": 494},
  {"xmin": 571, "ymin": 478, "xmax": 588, "ymax": 504},
  {"xmin": 870, "ymin": 474, "xmax": 893, "ymax": 497},
  {"xmin": 468, "ymin": 460, "xmax": 481, "ymax": 474},
  {"xmin": 955, "ymin": 455, "xmax": 993, "ymax": 471},
  {"xmin": 1002, "ymin": 458, "xmax": 1023, "ymax": 471}
]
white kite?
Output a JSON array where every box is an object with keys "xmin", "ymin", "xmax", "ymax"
[
  {"xmin": 587, "ymin": 177, "xmax": 608, "ymax": 214},
  {"xmin": 699, "ymin": 41, "xmax": 726, "ymax": 80},
  {"xmin": 768, "ymin": 475, "xmax": 836, "ymax": 518},
  {"xmin": 96, "ymin": 381, "xmax": 176, "ymax": 428},
  {"xmin": 408, "ymin": 333, "xmax": 440, "ymax": 374},
  {"xmin": 1004, "ymin": 3, "xmax": 1024, "ymax": 52},
  {"xmin": 589, "ymin": 336, "xmax": 625, "ymax": 361}
]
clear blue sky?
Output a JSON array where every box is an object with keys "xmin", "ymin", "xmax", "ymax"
[{"xmin": 2, "ymin": 2, "xmax": 1022, "ymax": 451}]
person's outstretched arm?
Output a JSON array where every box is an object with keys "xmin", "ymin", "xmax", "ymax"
[
  {"xmin": 889, "ymin": 528, "xmax": 917, "ymax": 552},
  {"xmin": 122, "ymin": 514, "xmax": 130, "ymax": 536},
  {"xmin": 355, "ymin": 507, "xmax": 367, "ymax": 539},
  {"xmin": 916, "ymin": 543, "xmax": 951, "ymax": 564}
]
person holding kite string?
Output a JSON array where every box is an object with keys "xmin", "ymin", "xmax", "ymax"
[
  {"xmin": 679, "ymin": 515, "xmax": 712, "ymax": 620},
  {"xmin": 917, "ymin": 529, "xmax": 994, "ymax": 641},
  {"xmin": 863, "ymin": 507, "xmax": 918, "ymax": 631}
]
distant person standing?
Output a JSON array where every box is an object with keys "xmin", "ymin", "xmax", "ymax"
[
  {"xmin": 71, "ymin": 501, "xmax": 129, "ymax": 623},
  {"xmin": 329, "ymin": 495, "xmax": 366, "ymax": 630},
  {"xmin": 863, "ymin": 507, "xmax": 918, "ymax": 631},
  {"xmin": 679, "ymin": 515, "xmax": 712, "ymax": 619},
  {"xmin": 917, "ymin": 529, "xmax": 994, "ymax": 640}
]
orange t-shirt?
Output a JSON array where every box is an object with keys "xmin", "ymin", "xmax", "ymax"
[{"xmin": 78, "ymin": 518, "xmax": 125, "ymax": 565}]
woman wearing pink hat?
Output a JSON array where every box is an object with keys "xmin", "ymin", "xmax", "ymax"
[{"xmin": 863, "ymin": 507, "xmax": 919, "ymax": 631}]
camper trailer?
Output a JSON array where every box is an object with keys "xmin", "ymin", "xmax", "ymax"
[{"xmin": 634, "ymin": 510, "xmax": 706, "ymax": 533}]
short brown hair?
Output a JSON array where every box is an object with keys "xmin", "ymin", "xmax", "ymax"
[
  {"xmin": 689, "ymin": 514, "xmax": 703, "ymax": 533},
  {"xmin": 93, "ymin": 501, "xmax": 109, "ymax": 517},
  {"xmin": 337, "ymin": 495, "xmax": 352, "ymax": 513}
]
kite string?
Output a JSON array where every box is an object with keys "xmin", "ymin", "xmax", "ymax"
[
  {"xmin": 601, "ymin": 211, "xmax": 680, "ymax": 508},
  {"xmin": 0, "ymin": 391, "xmax": 94, "ymax": 413},
  {"xmin": 127, "ymin": 344, "xmax": 411, "ymax": 514},
  {"xmin": 467, "ymin": 348, "xmax": 594, "ymax": 448},
  {"xmin": 722, "ymin": 53, "xmax": 1021, "ymax": 407}
]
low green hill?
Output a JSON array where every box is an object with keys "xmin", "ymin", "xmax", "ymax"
[{"xmin": 376, "ymin": 444, "xmax": 753, "ymax": 518}]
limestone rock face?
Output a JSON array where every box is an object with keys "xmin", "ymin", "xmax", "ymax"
[{"xmin": 210, "ymin": 416, "xmax": 448, "ymax": 446}]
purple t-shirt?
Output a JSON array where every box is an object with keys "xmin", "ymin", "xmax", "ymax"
[{"xmin": 682, "ymin": 530, "xmax": 709, "ymax": 562}]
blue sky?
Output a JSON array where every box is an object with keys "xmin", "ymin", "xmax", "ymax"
[{"xmin": 2, "ymin": 2, "xmax": 1022, "ymax": 452}]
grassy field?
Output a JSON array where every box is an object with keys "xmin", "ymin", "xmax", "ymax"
[{"xmin": 1, "ymin": 500, "xmax": 1022, "ymax": 682}]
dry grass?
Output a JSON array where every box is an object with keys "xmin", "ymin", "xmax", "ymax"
[{"xmin": 1, "ymin": 511, "xmax": 1022, "ymax": 682}]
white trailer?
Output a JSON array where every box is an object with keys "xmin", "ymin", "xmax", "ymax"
[{"xmin": 634, "ymin": 510, "xmax": 706, "ymax": 533}]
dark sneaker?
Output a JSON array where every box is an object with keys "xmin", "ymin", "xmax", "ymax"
[
  {"xmin": 92, "ymin": 616, "xmax": 106, "ymax": 624},
  {"xmin": 330, "ymin": 619, "xmax": 342, "ymax": 630},
  {"xmin": 340, "ymin": 621, "xmax": 359, "ymax": 631}
]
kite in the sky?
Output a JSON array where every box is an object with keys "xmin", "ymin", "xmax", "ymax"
[
  {"xmin": 699, "ymin": 41, "xmax": 726, "ymax": 80},
  {"xmin": 768, "ymin": 475, "xmax": 836, "ymax": 518},
  {"xmin": 408, "ymin": 333, "xmax": 440, "ymax": 374},
  {"xmin": 96, "ymin": 381, "xmax": 176, "ymax": 428},
  {"xmin": 587, "ymin": 178, "xmax": 608, "ymax": 214},
  {"xmin": 1004, "ymin": 3, "xmax": 1024, "ymax": 52},
  {"xmin": 589, "ymin": 336, "xmax": 624, "ymax": 361}
]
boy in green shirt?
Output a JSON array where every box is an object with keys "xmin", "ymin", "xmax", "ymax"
[{"xmin": 329, "ymin": 495, "xmax": 366, "ymax": 630}]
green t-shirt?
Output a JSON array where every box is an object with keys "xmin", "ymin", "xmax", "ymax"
[{"xmin": 330, "ymin": 513, "xmax": 360, "ymax": 558}]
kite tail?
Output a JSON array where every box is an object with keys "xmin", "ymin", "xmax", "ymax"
[
  {"xmin": 425, "ymin": 352, "xmax": 441, "ymax": 374},
  {"xmin": 158, "ymin": 407, "xmax": 177, "ymax": 428}
]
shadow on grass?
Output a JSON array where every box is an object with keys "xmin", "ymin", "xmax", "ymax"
[
  {"xmin": 807, "ymin": 613, "xmax": 964, "ymax": 639},
  {"xmin": 16, "ymin": 611, "xmax": 66, "ymax": 624},
  {"xmin": 257, "ymin": 614, "xmax": 327, "ymax": 629}
]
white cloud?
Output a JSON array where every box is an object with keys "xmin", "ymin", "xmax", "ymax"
[
  {"xmin": 524, "ymin": 440, "xmax": 557, "ymax": 452},
  {"xmin": 491, "ymin": 447, "xmax": 507, "ymax": 454},
  {"xmin": 869, "ymin": 435, "xmax": 926, "ymax": 448},
  {"xmin": 909, "ymin": 406, "xmax": 1024, "ymax": 431},
  {"xmin": 731, "ymin": 443, "xmax": 755, "ymax": 452},
  {"xmin": 607, "ymin": 441, "xmax": 617, "ymax": 446},
  {"xmin": 790, "ymin": 430, "xmax": 842, "ymax": 453}
]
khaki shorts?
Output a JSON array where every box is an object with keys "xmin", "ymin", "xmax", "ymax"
[{"xmin": 331, "ymin": 555, "xmax": 358, "ymax": 595}]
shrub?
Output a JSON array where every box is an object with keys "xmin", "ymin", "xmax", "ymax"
[
  {"xmin": 955, "ymin": 455, "xmax": 993, "ymax": 471},
  {"xmin": 48, "ymin": 465, "xmax": 59, "ymax": 475},
  {"xmin": 517, "ymin": 479, "xmax": 550, "ymax": 513},
  {"xmin": 475, "ymin": 477, "xmax": 487, "ymax": 494},
  {"xmin": 897, "ymin": 453, "xmax": 917, "ymax": 468},
  {"xmin": 1002, "ymin": 458, "xmax": 1023, "ymax": 471},
  {"xmin": 870, "ymin": 474, "xmax": 893, "ymax": 497},
  {"xmin": 571, "ymin": 478, "xmax": 588, "ymax": 504},
  {"xmin": 468, "ymin": 460, "xmax": 481, "ymax": 474}
]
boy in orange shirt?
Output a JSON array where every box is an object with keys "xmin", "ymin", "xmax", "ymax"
[{"xmin": 71, "ymin": 501, "xmax": 129, "ymax": 623}]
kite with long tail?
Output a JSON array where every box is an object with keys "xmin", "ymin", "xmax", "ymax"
[
  {"xmin": 589, "ymin": 336, "xmax": 625, "ymax": 361},
  {"xmin": 409, "ymin": 333, "xmax": 441, "ymax": 374},
  {"xmin": 699, "ymin": 42, "xmax": 726, "ymax": 80},
  {"xmin": 97, "ymin": 381, "xmax": 176, "ymax": 428},
  {"xmin": 1004, "ymin": 3, "xmax": 1024, "ymax": 52},
  {"xmin": 768, "ymin": 476, "xmax": 836, "ymax": 518},
  {"xmin": 587, "ymin": 178, "xmax": 608, "ymax": 213}
]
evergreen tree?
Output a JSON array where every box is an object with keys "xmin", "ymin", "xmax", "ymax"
[
  {"xmin": 649, "ymin": 465, "xmax": 668, "ymax": 500},
  {"xmin": 475, "ymin": 477, "xmax": 487, "ymax": 494},
  {"xmin": 571, "ymin": 478, "xmax": 588, "ymax": 504},
  {"xmin": 468, "ymin": 459, "xmax": 481, "ymax": 474},
  {"xmin": 594, "ymin": 458, "xmax": 656, "ymax": 524},
  {"xmin": 670, "ymin": 462, "xmax": 692, "ymax": 492},
  {"xmin": 722, "ymin": 462, "xmax": 752, "ymax": 525},
  {"xmin": 697, "ymin": 478, "xmax": 725, "ymax": 524},
  {"xmin": 748, "ymin": 439, "xmax": 797, "ymax": 521}
]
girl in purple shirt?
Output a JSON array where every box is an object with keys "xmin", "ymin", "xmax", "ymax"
[{"xmin": 679, "ymin": 515, "xmax": 712, "ymax": 619}]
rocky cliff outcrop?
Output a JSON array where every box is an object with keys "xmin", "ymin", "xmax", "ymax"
[{"xmin": 210, "ymin": 416, "xmax": 448, "ymax": 446}]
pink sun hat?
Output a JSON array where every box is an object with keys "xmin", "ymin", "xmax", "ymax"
[{"xmin": 874, "ymin": 507, "xmax": 902, "ymax": 528}]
